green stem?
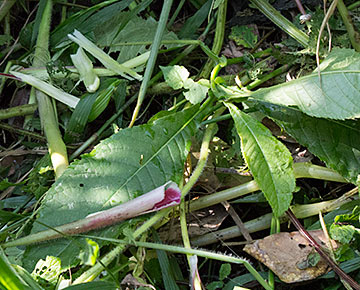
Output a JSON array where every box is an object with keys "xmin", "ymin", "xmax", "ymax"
[
  {"xmin": 73, "ymin": 97, "xmax": 215, "ymax": 283},
  {"xmin": 129, "ymin": 0, "xmax": 173, "ymax": 127},
  {"xmin": 336, "ymin": 0, "xmax": 360, "ymax": 51},
  {"xmin": 0, "ymin": 0, "xmax": 15, "ymax": 23},
  {"xmin": 32, "ymin": 0, "xmax": 69, "ymax": 178},
  {"xmin": 200, "ymin": 0, "xmax": 227, "ymax": 79},
  {"xmin": 167, "ymin": 0, "xmax": 186, "ymax": 28},
  {"xmin": 190, "ymin": 162, "xmax": 347, "ymax": 212},
  {"xmin": 226, "ymin": 48, "xmax": 272, "ymax": 65},
  {"xmin": 0, "ymin": 104, "xmax": 37, "ymax": 120},
  {"xmin": 268, "ymin": 215, "xmax": 280, "ymax": 289},
  {"xmin": 0, "ymin": 122, "xmax": 46, "ymax": 142},
  {"xmin": 246, "ymin": 64, "xmax": 290, "ymax": 90},
  {"xmin": 192, "ymin": 188, "xmax": 357, "ymax": 246},
  {"xmin": 347, "ymin": 1, "xmax": 360, "ymax": 10},
  {"xmin": 250, "ymin": 0, "xmax": 309, "ymax": 47}
]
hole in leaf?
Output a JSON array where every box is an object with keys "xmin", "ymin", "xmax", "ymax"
[
  {"xmin": 79, "ymin": 183, "xmax": 84, "ymax": 187},
  {"xmin": 298, "ymin": 244, "xmax": 307, "ymax": 249}
]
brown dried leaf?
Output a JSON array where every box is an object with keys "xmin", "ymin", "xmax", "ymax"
[{"xmin": 243, "ymin": 230, "xmax": 339, "ymax": 283}]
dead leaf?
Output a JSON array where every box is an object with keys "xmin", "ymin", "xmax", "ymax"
[{"xmin": 243, "ymin": 230, "xmax": 339, "ymax": 283}]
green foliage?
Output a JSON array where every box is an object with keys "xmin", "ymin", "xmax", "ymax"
[
  {"xmin": 229, "ymin": 25, "xmax": 258, "ymax": 48},
  {"xmin": 0, "ymin": 248, "xmax": 28, "ymax": 290},
  {"xmin": 247, "ymin": 49, "xmax": 360, "ymax": 120},
  {"xmin": 254, "ymin": 101, "xmax": 360, "ymax": 183},
  {"xmin": 161, "ymin": 65, "xmax": 209, "ymax": 104},
  {"xmin": 226, "ymin": 103, "xmax": 295, "ymax": 217},
  {"xmin": 22, "ymin": 106, "xmax": 199, "ymax": 270},
  {"xmin": 78, "ymin": 239, "xmax": 99, "ymax": 266}
]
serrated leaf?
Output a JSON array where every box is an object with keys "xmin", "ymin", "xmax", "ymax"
[
  {"xmin": 22, "ymin": 106, "xmax": 199, "ymax": 271},
  {"xmin": 183, "ymin": 78, "xmax": 209, "ymax": 104},
  {"xmin": 160, "ymin": 65, "xmax": 189, "ymax": 90},
  {"xmin": 247, "ymin": 48, "xmax": 360, "ymax": 120},
  {"xmin": 226, "ymin": 103, "xmax": 295, "ymax": 217},
  {"xmin": 255, "ymin": 101, "xmax": 360, "ymax": 183},
  {"xmin": 102, "ymin": 15, "xmax": 178, "ymax": 63}
]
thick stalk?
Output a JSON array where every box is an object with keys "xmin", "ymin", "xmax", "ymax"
[
  {"xmin": 129, "ymin": 0, "xmax": 173, "ymax": 127},
  {"xmin": 191, "ymin": 188, "xmax": 358, "ymax": 246},
  {"xmin": 336, "ymin": 0, "xmax": 360, "ymax": 51},
  {"xmin": 0, "ymin": 104, "xmax": 37, "ymax": 120},
  {"xmin": 189, "ymin": 162, "xmax": 347, "ymax": 211},
  {"xmin": 32, "ymin": 0, "xmax": 68, "ymax": 178},
  {"xmin": 250, "ymin": 0, "xmax": 309, "ymax": 47},
  {"xmin": 199, "ymin": 0, "xmax": 227, "ymax": 79},
  {"xmin": 0, "ymin": 0, "xmax": 15, "ymax": 23},
  {"xmin": 74, "ymin": 97, "xmax": 216, "ymax": 283}
]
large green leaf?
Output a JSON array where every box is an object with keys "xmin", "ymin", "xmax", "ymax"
[
  {"xmin": 247, "ymin": 48, "xmax": 360, "ymax": 120},
  {"xmin": 255, "ymin": 101, "xmax": 360, "ymax": 183},
  {"xmin": 226, "ymin": 103, "xmax": 295, "ymax": 217},
  {"xmin": 22, "ymin": 106, "xmax": 199, "ymax": 271}
]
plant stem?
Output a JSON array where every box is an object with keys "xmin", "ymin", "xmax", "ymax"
[
  {"xmin": 0, "ymin": 122, "xmax": 46, "ymax": 142},
  {"xmin": 190, "ymin": 163, "xmax": 347, "ymax": 211},
  {"xmin": 73, "ymin": 97, "xmax": 216, "ymax": 283},
  {"xmin": 286, "ymin": 209, "xmax": 360, "ymax": 289},
  {"xmin": 0, "ymin": 104, "xmax": 37, "ymax": 120},
  {"xmin": 246, "ymin": 64, "xmax": 290, "ymax": 90},
  {"xmin": 250, "ymin": 0, "xmax": 309, "ymax": 47},
  {"xmin": 191, "ymin": 188, "xmax": 358, "ymax": 246},
  {"xmin": 129, "ymin": 0, "xmax": 173, "ymax": 127},
  {"xmin": 32, "ymin": 0, "xmax": 69, "ymax": 178},
  {"xmin": 226, "ymin": 48, "xmax": 272, "ymax": 65},
  {"xmin": 336, "ymin": 0, "xmax": 360, "ymax": 51},
  {"xmin": 199, "ymin": 0, "xmax": 227, "ymax": 79},
  {"xmin": 0, "ymin": 0, "xmax": 15, "ymax": 23}
]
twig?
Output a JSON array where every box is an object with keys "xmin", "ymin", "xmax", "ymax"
[{"xmin": 286, "ymin": 209, "xmax": 360, "ymax": 290}]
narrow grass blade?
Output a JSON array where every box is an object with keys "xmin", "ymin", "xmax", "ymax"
[
  {"xmin": 10, "ymin": 71, "xmax": 79, "ymax": 108},
  {"xmin": 68, "ymin": 30, "xmax": 142, "ymax": 81}
]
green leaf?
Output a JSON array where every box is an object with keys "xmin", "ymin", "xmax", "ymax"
[
  {"xmin": 50, "ymin": 1, "xmax": 133, "ymax": 48},
  {"xmin": 160, "ymin": 65, "xmax": 189, "ymax": 90},
  {"xmin": 70, "ymin": 47, "xmax": 100, "ymax": 93},
  {"xmin": 229, "ymin": 25, "xmax": 258, "ymax": 48},
  {"xmin": 330, "ymin": 224, "xmax": 355, "ymax": 244},
  {"xmin": 247, "ymin": 48, "xmax": 360, "ymax": 120},
  {"xmin": 178, "ymin": 0, "xmax": 212, "ymax": 39},
  {"xmin": 183, "ymin": 78, "xmax": 209, "ymax": 104},
  {"xmin": 31, "ymin": 256, "xmax": 61, "ymax": 285},
  {"xmin": 207, "ymin": 281, "xmax": 224, "ymax": 290},
  {"xmin": 22, "ymin": 106, "xmax": 199, "ymax": 271},
  {"xmin": 63, "ymin": 281, "xmax": 117, "ymax": 290},
  {"xmin": 226, "ymin": 103, "xmax": 295, "ymax": 217},
  {"xmin": 0, "ymin": 248, "xmax": 28, "ymax": 290},
  {"xmin": 78, "ymin": 239, "xmax": 99, "ymax": 266},
  {"xmin": 103, "ymin": 15, "xmax": 178, "ymax": 63},
  {"xmin": 219, "ymin": 263, "xmax": 231, "ymax": 281},
  {"xmin": 255, "ymin": 101, "xmax": 360, "ymax": 183}
]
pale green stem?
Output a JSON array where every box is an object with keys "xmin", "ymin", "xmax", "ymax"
[
  {"xmin": 129, "ymin": 0, "xmax": 173, "ymax": 127},
  {"xmin": 250, "ymin": 0, "xmax": 309, "ymax": 47},
  {"xmin": 192, "ymin": 188, "xmax": 357, "ymax": 246},
  {"xmin": 336, "ymin": 0, "xmax": 360, "ymax": 51},
  {"xmin": 200, "ymin": 0, "xmax": 227, "ymax": 79},
  {"xmin": 0, "ymin": 0, "xmax": 15, "ymax": 23},
  {"xmin": 0, "ymin": 104, "xmax": 37, "ymax": 120},
  {"xmin": 190, "ymin": 162, "xmax": 347, "ymax": 211},
  {"xmin": 32, "ymin": 0, "xmax": 69, "ymax": 178},
  {"xmin": 74, "ymin": 96, "xmax": 215, "ymax": 283}
]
